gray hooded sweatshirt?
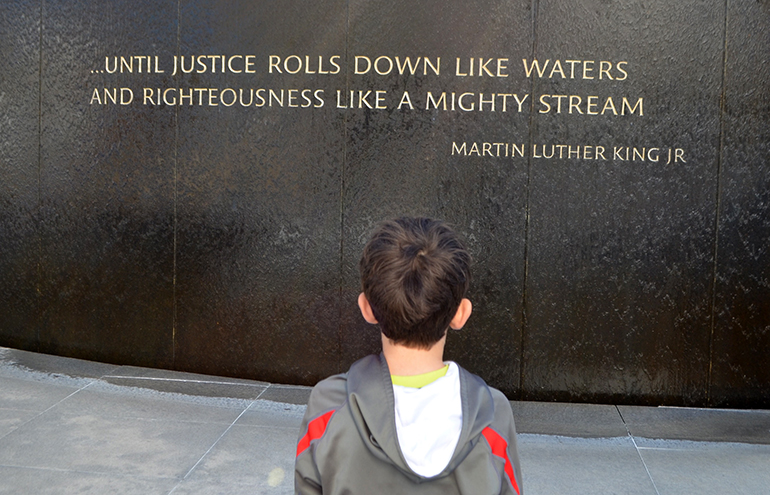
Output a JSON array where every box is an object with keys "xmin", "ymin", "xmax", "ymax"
[{"xmin": 294, "ymin": 354, "xmax": 523, "ymax": 494}]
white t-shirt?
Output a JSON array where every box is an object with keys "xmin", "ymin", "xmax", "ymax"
[{"xmin": 392, "ymin": 362, "xmax": 463, "ymax": 477}]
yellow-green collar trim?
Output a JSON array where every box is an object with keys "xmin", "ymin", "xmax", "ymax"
[{"xmin": 391, "ymin": 364, "xmax": 449, "ymax": 388}]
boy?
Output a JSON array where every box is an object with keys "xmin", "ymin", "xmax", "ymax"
[{"xmin": 295, "ymin": 217, "xmax": 522, "ymax": 494}]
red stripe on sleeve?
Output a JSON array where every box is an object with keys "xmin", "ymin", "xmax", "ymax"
[
  {"xmin": 481, "ymin": 426, "xmax": 520, "ymax": 495},
  {"xmin": 296, "ymin": 409, "xmax": 336, "ymax": 457}
]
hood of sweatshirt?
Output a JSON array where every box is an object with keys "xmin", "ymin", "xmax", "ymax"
[{"xmin": 345, "ymin": 354, "xmax": 497, "ymax": 482}]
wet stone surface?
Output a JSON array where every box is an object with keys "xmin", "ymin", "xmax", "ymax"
[{"xmin": 0, "ymin": 1, "xmax": 768, "ymax": 406}]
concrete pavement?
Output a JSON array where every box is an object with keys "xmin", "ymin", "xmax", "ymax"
[{"xmin": 1, "ymin": 346, "xmax": 768, "ymax": 494}]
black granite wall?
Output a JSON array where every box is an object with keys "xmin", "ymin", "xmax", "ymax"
[{"xmin": 1, "ymin": 0, "xmax": 768, "ymax": 407}]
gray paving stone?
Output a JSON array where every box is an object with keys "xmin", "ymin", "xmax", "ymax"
[
  {"xmin": 618, "ymin": 405, "xmax": 770, "ymax": 444},
  {"xmin": 639, "ymin": 443, "xmax": 770, "ymax": 495},
  {"xmin": 107, "ymin": 364, "xmax": 269, "ymax": 386},
  {"xmin": 0, "ymin": 408, "xmax": 39, "ymax": 438},
  {"xmin": 258, "ymin": 385, "xmax": 313, "ymax": 405},
  {"xmin": 517, "ymin": 434, "xmax": 657, "ymax": 495},
  {"xmin": 51, "ymin": 380, "xmax": 251, "ymax": 424},
  {"xmin": 0, "ymin": 347, "xmax": 119, "ymax": 380},
  {"xmin": 0, "ymin": 465, "xmax": 178, "ymax": 495},
  {"xmin": 0, "ymin": 375, "xmax": 79, "ymax": 412},
  {"xmin": 0, "ymin": 410, "xmax": 229, "ymax": 479},
  {"xmin": 179, "ymin": 424, "xmax": 296, "ymax": 493},
  {"xmin": 237, "ymin": 399, "xmax": 306, "ymax": 429},
  {"xmin": 101, "ymin": 375, "xmax": 267, "ymax": 401},
  {"xmin": 511, "ymin": 401, "xmax": 628, "ymax": 438},
  {"xmin": 170, "ymin": 478, "xmax": 292, "ymax": 495}
]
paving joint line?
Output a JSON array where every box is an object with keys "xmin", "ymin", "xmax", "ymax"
[
  {"xmin": 0, "ymin": 377, "xmax": 97, "ymax": 443},
  {"xmin": 166, "ymin": 384, "xmax": 272, "ymax": 495},
  {"xmin": 616, "ymin": 405, "xmax": 661, "ymax": 495},
  {"xmin": 102, "ymin": 375, "xmax": 267, "ymax": 386}
]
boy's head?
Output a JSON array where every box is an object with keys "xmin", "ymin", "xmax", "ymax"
[{"xmin": 358, "ymin": 217, "xmax": 471, "ymax": 349}]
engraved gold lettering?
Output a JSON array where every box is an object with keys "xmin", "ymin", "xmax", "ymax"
[
  {"xmin": 478, "ymin": 58, "xmax": 494, "ymax": 77},
  {"xmin": 426, "ymin": 92, "xmax": 447, "ymax": 110},
  {"xmin": 565, "ymin": 60, "xmax": 580, "ymax": 78},
  {"xmin": 549, "ymin": 60, "xmax": 566, "ymax": 79},
  {"xmin": 538, "ymin": 94, "xmax": 551, "ymax": 113},
  {"xmin": 329, "ymin": 56, "xmax": 341, "ymax": 74},
  {"xmin": 675, "ymin": 148, "xmax": 685, "ymax": 163},
  {"xmin": 237, "ymin": 88, "xmax": 253, "ymax": 107},
  {"xmin": 304, "ymin": 56, "xmax": 316, "ymax": 74},
  {"xmin": 587, "ymin": 96, "xmax": 599, "ymax": 115},
  {"xmin": 220, "ymin": 88, "xmax": 237, "ymax": 106},
  {"xmin": 245, "ymin": 55, "xmax": 256, "ymax": 73},
  {"xmin": 90, "ymin": 88, "xmax": 103, "ymax": 105},
  {"xmin": 120, "ymin": 87, "xmax": 133, "ymax": 105},
  {"xmin": 196, "ymin": 55, "xmax": 208, "ymax": 73},
  {"xmin": 569, "ymin": 95, "xmax": 583, "ymax": 114},
  {"xmin": 496, "ymin": 58, "xmax": 509, "ymax": 77},
  {"xmin": 522, "ymin": 59, "xmax": 549, "ymax": 78},
  {"xmin": 375, "ymin": 90, "xmax": 386, "ymax": 109},
  {"xmin": 284, "ymin": 56, "xmax": 302, "ymax": 74},
  {"xmin": 179, "ymin": 56, "xmax": 194, "ymax": 74},
  {"xmin": 336, "ymin": 90, "xmax": 347, "ymax": 108},
  {"xmin": 163, "ymin": 87, "xmax": 176, "ymax": 105},
  {"xmin": 355, "ymin": 56, "xmax": 371, "ymax": 74},
  {"xmin": 523, "ymin": 59, "xmax": 629, "ymax": 80},
  {"xmin": 269, "ymin": 89, "xmax": 284, "ymax": 107},
  {"xmin": 288, "ymin": 89, "xmax": 299, "ymax": 107},
  {"xmin": 455, "ymin": 58, "xmax": 470, "ymax": 77},
  {"xmin": 398, "ymin": 91, "xmax": 414, "ymax": 109},
  {"xmin": 141, "ymin": 88, "xmax": 153, "ymax": 106},
  {"xmin": 599, "ymin": 61, "xmax": 613, "ymax": 80},
  {"xmin": 423, "ymin": 57, "xmax": 440, "ymax": 75},
  {"xmin": 616, "ymin": 61, "xmax": 628, "ymax": 80},
  {"xmin": 314, "ymin": 89, "xmax": 325, "ymax": 108},
  {"xmin": 255, "ymin": 89, "xmax": 266, "ymax": 107},
  {"xmin": 358, "ymin": 90, "xmax": 373, "ymax": 109},
  {"xmin": 121, "ymin": 56, "xmax": 133, "ymax": 73},
  {"xmin": 374, "ymin": 56, "xmax": 393, "ymax": 75},
  {"xmin": 621, "ymin": 97, "xmax": 643, "ymax": 115},
  {"xmin": 301, "ymin": 89, "xmax": 313, "ymax": 107},
  {"xmin": 458, "ymin": 92, "xmax": 474, "ymax": 111},
  {"xmin": 513, "ymin": 94, "xmax": 529, "ymax": 112},
  {"xmin": 395, "ymin": 57, "xmax": 420, "ymax": 75},
  {"xmin": 602, "ymin": 97, "xmax": 617, "ymax": 115},
  {"xmin": 104, "ymin": 57, "xmax": 117, "ymax": 74},
  {"xmin": 478, "ymin": 93, "xmax": 495, "ymax": 111},
  {"xmin": 180, "ymin": 88, "xmax": 193, "ymax": 105},
  {"xmin": 228, "ymin": 55, "xmax": 243, "ymax": 73}
]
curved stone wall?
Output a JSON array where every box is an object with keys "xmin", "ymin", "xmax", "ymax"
[{"xmin": 1, "ymin": 0, "xmax": 768, "ymax": 407}]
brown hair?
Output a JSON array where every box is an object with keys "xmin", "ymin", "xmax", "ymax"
[{"xmin": 359, "ymin": 217, "xmax": 471, "ymax": 348}]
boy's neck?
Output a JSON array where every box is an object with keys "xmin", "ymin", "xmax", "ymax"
[{"xmin": 381, "ymin": 334, "xmax": 447, "ymax": 376}]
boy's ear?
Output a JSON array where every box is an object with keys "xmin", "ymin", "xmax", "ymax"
[
  {"xmin": 449, "ymin": 298, "xmax": 472, "ymax": 330},
  {"xmin": 358, "ymin": 293, "xmax": 379, "ymax": 324}
]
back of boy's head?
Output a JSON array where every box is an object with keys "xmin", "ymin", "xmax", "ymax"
[{"xmin": 359, "ymin": 217, "xmax": 471, "ymax": 349}]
